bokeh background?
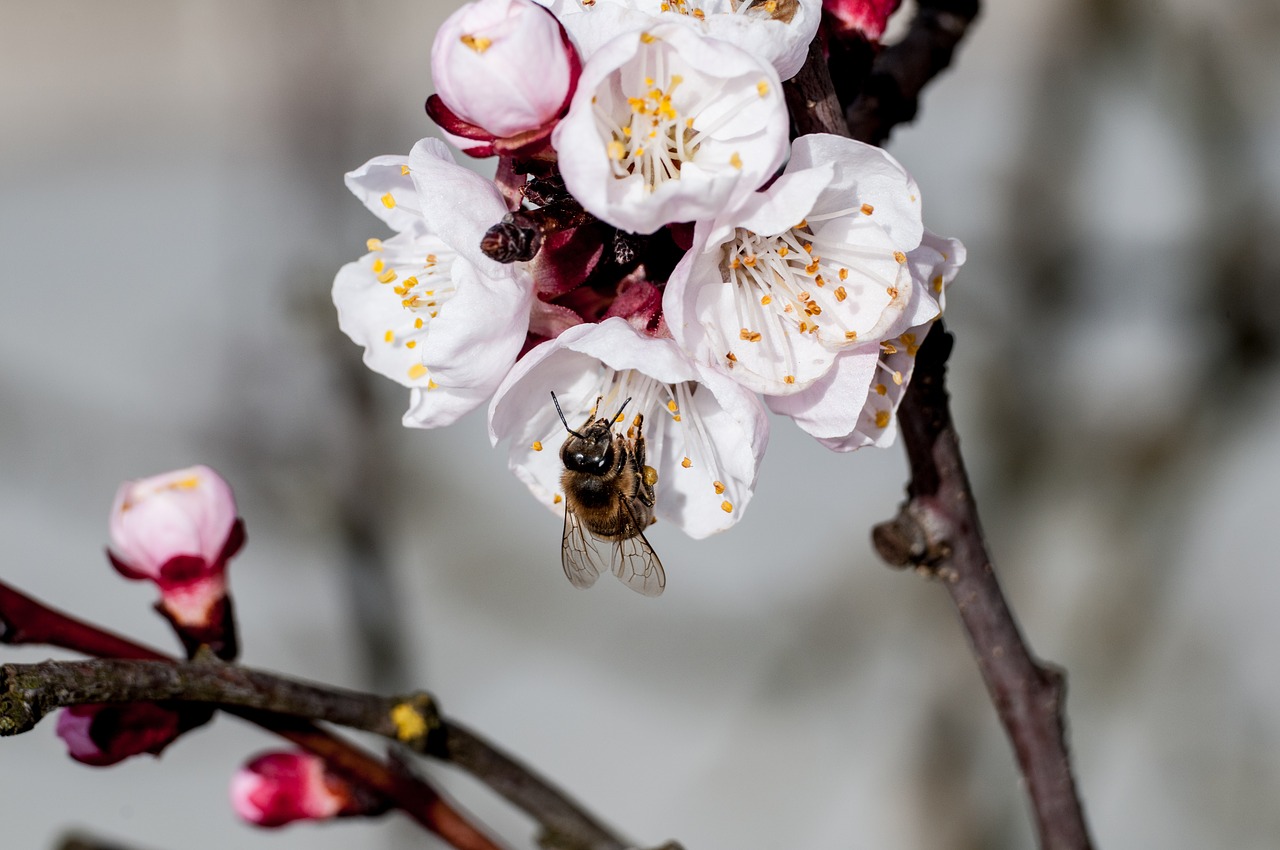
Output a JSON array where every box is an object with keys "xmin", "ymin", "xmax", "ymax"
[{"xmin": 3, "ymin": 1, "xmax": 1279, "ymax": 848}]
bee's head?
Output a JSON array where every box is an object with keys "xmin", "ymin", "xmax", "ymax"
[{"xmin": 552, "ymin": 392, "xmax": 625, "ymax": 476}]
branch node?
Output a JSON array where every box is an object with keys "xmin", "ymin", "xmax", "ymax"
[
  {"xmin": 0, "ymin": 692, "xmax": 37, "ymax": 736},
  {"xmin": 389, "ymin": 691, "xmax": 443, "ymax": 754}
]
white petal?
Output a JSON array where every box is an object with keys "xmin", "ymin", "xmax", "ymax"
[
  {"xmin": 344, "ymin": 155, "xmax": 422, "ymax": 232},
  {"xmin": 421, "ymin": 256, "xmax": 532, "ymax": 389},
  {"xmin": 408, "ymin": 138, "xmax": 513, "ymax": 272},
  {"xmin": 403, "ymin": 383, "xmax": 496, "ymax": 429}
]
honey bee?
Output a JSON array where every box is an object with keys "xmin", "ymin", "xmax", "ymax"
[{"xmin": 552, "ymin": 391, "xmax": 665, "ymax": 597}]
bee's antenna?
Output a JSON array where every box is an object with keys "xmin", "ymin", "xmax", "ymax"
[
  {"xmin": 550, "ymin": 391, "xmax": 588, "ymax": 439},
  {"xmin": 610, "ymin": 397, "xmax": 632, "ymax": 426}
]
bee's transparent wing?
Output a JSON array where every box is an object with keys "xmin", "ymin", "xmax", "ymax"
[
  {"xmin": 610, "ymin": 502, "xmax": 665, "ymax": 597},
  {"xmin": 561, "ymin": 504, "xmax": 604, "ymax": 590}
]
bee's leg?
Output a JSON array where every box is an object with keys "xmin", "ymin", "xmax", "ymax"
[
  {"xmin": 582, "ymin": 395, "xmax": 604, "ymax": 429},
  {"xmin": 634, "ymin": 414, "xmax": 657, "ymax": 508}
]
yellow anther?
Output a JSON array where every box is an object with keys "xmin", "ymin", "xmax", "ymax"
[
  {"xmin": 834, "ymin": 286, "xmax": 847, "ymax": 302},
  {"xmin": 381, "ymin": 193, "xmax": 395, "ymax": 209},
  {"xmin": 815, "ymin": 275, "xmax": 825, "ymax": 287},
  {"xmin": 875, "ymin": 383, "xmax": 887, "ymax": 396},
  {"xmin": 713, "ymin": 481, "xmax": 726, "ymax": 495},
  {"xmin": 803, "ymin": 242, "xmax": 813, "ymax": 253},
  {"xmin": 427, "ymin": 378, "xmax": 439, "ymax": 390},
  {"xmin": 730, "ymin": 257, "xmax": 741, "ymax": 269},
  {"xmin": 839, "ymin": 268, "xmax": 849, "ymax": 280},
  {"xmin": 778, "ymin": 245, "xmax": 790, "ymax": 257},
  {"xmin": 721, "ymin": 500, "xmax": 733, "ymax": 513},
  {"xmin": 640, "ymin": 32, "xmax": 656, "ymax": 43},
  {"xmin": 615, "ymin": 412, "xmax": 625, "ymax": 423},
  {"xmin": 892, "ymin": 370, "xmax": 903, "ymax": 385},
  {"xmin": 760, "ymin": 294, "xmax": 772, "ymax": 306},
  {"xmin": 532, "ymin": 441, "xmax": 543, "ymax": 451},
  {"xmin": 402, "ymin": 276, "xmax": 418, "ymax": 290},
  {"xmin": 893, "ymin": 251, "xmax": 907, "ymax": 264},
  {"xmin": 408, "ymin": 363, "xmax": 427, "ymax": 380},
  {"xmin": 414, "ymin": 317, "xmax": 424, "ymax": 329},
  {"xmin": 805, "ymin": 260, "xmax": 820, "ymax": 274},
  {"xmin": 608, "ymin": 140, "xmax": 626, "ymax": 161},
  {"xmin": 882, "ymin": 342, "xmax": 898, "ymax": 354},
  {"xmin": 764, "ymin": 0, "xmax": 778, "ymax": 11},
  {"xmin": 845, "ymin": 330, "xmax": 858, "ymax": 340},
  {"xmin": 372, "ymin": 258, "xmax": 385, "ymax": 273},
  {"xmin": 460, "ymin": 34, "xmax": 492, "ymax": 52},
  {"xmin": 756, "ymin": 80, "xmax": 770, "ymax": 98},
  {"xmin": 743, "ymin": 253, "xmax": 757, "ymax": 267},
  {"xmin": 425, "ymin": 253, "xmax": 438, "ymax": 265},
  {"xmin": 400, "ymin": 164, "xmax": 410, "ymax": 176},
  {"xmin": 726, "ymin": 351, "xmax": 738, "ymax": 362},
  {"xmin": 886, "ymin": 286, "xmax": 899, "ymax": 299},
  {"xmin": 367, "ymin": 238, "xmax": 384, "ymax": 252},
  {"xmin": 667, "ymin": 400, "xmax": 679, "ymax": 412},
  {"xmin": 681, "ymin": 457, "xmax": 692, "ymax": 468},
  {"xmin": 784, "ymin": 375, "xmax": 795, "ymax": 384},
  {"xmin": 860, "ymin": 203, "xmax": 874, "ymax": 215},
  {"xmin": 729, "ymin": 152, "xmax": 743, "ymax": 170},
  {"xmin": 384, "ymin": 330, "xmax": 394, "ymax": 343},
  {"xmin": 378, "ymin": 269, "xmax": 398, "ymax": 284},
  {"xmin": 933, "ymin": 275, "xmax": 944, "ymax": 293},
  {"xmin": 554, "ymin": 493, "xmax": 563, "ymax": 504},
  {"xmin": 875, "ymin": 410, "xmax": 891, "ymax": 428},
  {"xmin": 406, "ymin": 340, "xmax": 417, "ymax": 349},
  {"xmin": 644, "ymin": 466, "xmax": 658, "ymax": 487}
]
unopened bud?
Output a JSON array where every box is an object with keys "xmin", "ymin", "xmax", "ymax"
[
  {"xmin": 430, "ymin": 0, "xmax": 578, "ymax": 142},
  {"xmin": 824, "ymin": 0, "xmax": 901, "ymax": 41},
  {"xmin": 230, "ymin": 751, "xmax": 386, "ymax": 828},
  {"xmin": 56, "ymin": 703, "xmax": 212, "ymax": 767}
]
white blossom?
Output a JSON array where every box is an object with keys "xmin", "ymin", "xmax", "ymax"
[
  {"xmin": 664, "ymin": 133, "xmax": 925, "ymax": 396},
  {"xmin": 334, "ymin": 138, "xmax": 532, "ymax": 428},
  {"xmin": 551, "ymin": 22, "xmax": 788, "ymax": 235},
  {"xmin": 489, "ymin": 317, "xmax": 769, "ymax": 538}
]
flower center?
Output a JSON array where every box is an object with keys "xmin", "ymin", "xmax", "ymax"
[
  {"xmin": 369, "ymin": 235, "xmax": 459, "ymax": 384},
  {"xmin": 599, "ymin": 69, "xmax": 700, "ymax": 190}
]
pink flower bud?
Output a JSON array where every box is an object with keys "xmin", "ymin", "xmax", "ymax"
[
  {"xmin": 824, "ymin": 0, "xmax": 901, "ymax": 41},
  {"xmin": 429, "ymin": 0, "xmax": 578, "ymax": 149},
  {"xmin": 56, "ymin": 703, "xmax": 212, "ymax": 767},
  {"xmin": 231, "ymin": 752, "xmax": 384, "ymax": 828},
  {"xmin": 108, "ymin": 465, "xmax": 244, "ymax": 656}
]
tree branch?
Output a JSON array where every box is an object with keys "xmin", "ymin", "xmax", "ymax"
[
  {"xmin": 846, "ymin": 0, "xmax": 982, "ymax": 145},
  {"xmin": 0, "ymin": 616, "xmax": 629, "ymax": 850},
  {"xmin": 0, "ymin": 582, "xmax": 505, "ymax": 850},
  {"xmin": 872, "ymin": 324, "xmax": 1095, "ymax": 850}
]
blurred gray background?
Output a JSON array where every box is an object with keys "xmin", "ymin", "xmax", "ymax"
[{"xmin": 3, "ymin": 1, "xmax": 1279, "ymax": 848}]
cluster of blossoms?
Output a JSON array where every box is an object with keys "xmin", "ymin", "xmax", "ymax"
[{"xmin": 334, "ymin": 0, "xmax": 962, "ymax": 543}]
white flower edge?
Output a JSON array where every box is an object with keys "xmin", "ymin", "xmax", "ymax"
[
  {"xmin": 489, "ymin": 317, "xmax": 769, "ymax": 538},
  {"xmin": 767, "ymin": 231, "xmax": 966, "ymax": 450}
]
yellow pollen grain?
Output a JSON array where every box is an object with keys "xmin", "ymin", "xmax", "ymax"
[
  {"xmin": 875, "ymin": 383, "xmax": 887, "ymax": 395},
  {"xmin": 381, "ymin": 193, "xmax": 396, "ymax": 209},
  {"xmin": 726, "ymin": 351, "xmax": 737, "ymax": 362},
  {"xmin": 667, "ymin": 400, "xmax": 679, "ymax": 413},
  {"xmin": 875, "ymin": 410, "xmax": 891, "ymax": 428},
  {"xmin": 372, "ymin": 258, "xmax": 385, "ymax": 273},
  {"xmin": 367, "ymin": 238, "xmax": 383, "ymax": 251},
  {"xmin": 933, "ymin": 275, "xmax": 944, "ymax": 293},
  {"xmin": 460, "ymin": 34, "xmax": 492, "ymax": 52},
  {"xmin": 406, "ymin": 340, "xmax": 417, "ymax": 349},
  {"xmin": 803, "ymin": 242, "xmax": 813, "ymax": 253},
  {"xmin": 730, "ymin": 152, "xmax": 743, "ymax": 170},
  {"xmin": 608, "ymin": 140, "xmax": 626, "ymax": 161},
  {"xmin": 784, "ymin": 375, "xmax": 795, "ymax": 384},
  {"xmin": 886, "ymin": 286, "xmax": 899, "ymax": 299},
  {"xmin": 378, "ymin": 269, "xmax": 398, "ymax": 284},
  {"xmin": 532, "ymin": 441, "xmax": 543, "ymax": 452},
  {"xmin": 739, "ymin": 328, "xmax": 753, "ymax": 340},
  {"xmin": 892, "ymin": 370, "xmax": 904, "ymax": 385},
  {"xmin": 713, "ymin": 480, "xmax": 726, "ymax": 495},
  {"xmin": 882, "ymin": 342, "xmax": 898, "ymax": 354},
  {"xmin": 893, "ymin": 251, "xmax": 907, "ymax": 264},
  {"xmin": 743, "ymin": 253, "xmax": 757, "ymax": 267},
  {"xmin": 860, "ymin": 203, "xmax": 874, "ymax": 215},
  {"xmin": 427, "ymin": 378, "xmax": 439, "ymax": 390},
  {"xmin": 778, "ymin": 245, "xmax": 789, "ymax": 257},
  {"xmin": 757, "ymin": 80, "xmax": 770, "ymax": 97},
  {"xmin": 839, "ymin": 268, "xmax": 849, "ymax": 281},
  {"xmin": 834, "ymin": 286, "xmax": 847, "ymax": 302},
  {"xmin": 797, "ymin": 290, "xmax": 810, "ymax": 302},
  {"xmin": 640, "ymin": 32, "xmax": 656, "ymax": 43},
  {"xmin": 425, "ymin": 253, "xmax": 437, "ymax": 265},
  {"xmin": 681, "ymin": 457, "xmax": 692, "ymax": 468},
  {"xmin": 673, "ymin": 414, "xmax": 682, "ymax": 422},
  {"xmin": 384, "ymin": 330, "xmax": 394, "ymax": 343},
  {"xmin": 390, "ymin": 702, "xmax": 428, "ymax": 742},
  {"xmin": 815, "ymin": 275, "xmax": 825, "ymax": 287},
  {"xmin": 845, "ymin": 330, "xmax": 858, "ymax": 340},
  {"xmin": 400, "ymin": 164, "xmax": 410, "ymax": 176},
  {"xmin": 615, "ymin": 412, "xmax": 625, "ymax": 423},
  {"xmin": 760, "ymin": 294, "xmax": 772, "ymax": 306},
  {"xmin": 408, "ymin": 363, "xmax": 427, "ymax": 380},
  {"xmin": 554, "ymin": 493, "xmax": 563, "ymax": 504},
  {"xmin": 414, "ymin": 317, "xmax": 424, "ymax": 329},
  {"xmin": 805, "ymin": 260, "xmax": 820, "ymax": 274},
  {"xmin": 721, "ymin": 500, "xmax": 733, "ymax": 513}
]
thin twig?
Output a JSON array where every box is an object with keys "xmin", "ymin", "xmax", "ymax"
[
  {"xmin": 846, "ymin": 0, "xmax": 982, "ymax": 145},
  {"xmin": 871, "ymin": 324, "xmax": 1095, "ymax": 850},
  {"xmin": 0, "ymin": 582, "xmax": 505, "ymax": 850}
]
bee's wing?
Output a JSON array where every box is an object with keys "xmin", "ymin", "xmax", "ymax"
[
  {"xmin": 561, "ymin": 503, "xmax": 604, "ymax": 590},
  {"xmin": 610, "ymin": 501, "xmax": 665, "ymax": 597}
]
